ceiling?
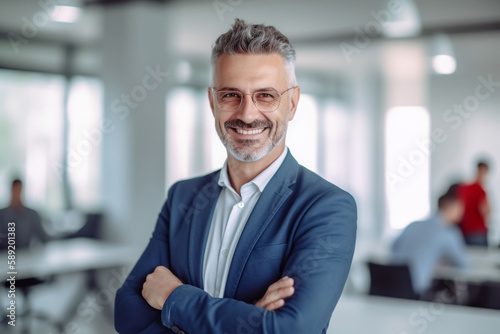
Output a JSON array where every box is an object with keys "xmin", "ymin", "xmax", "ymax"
[
  {"xmin": 1, "ymin": 0, "xmax": 499, "ymax": 44},
  {"xmin": 0, "ymin": 0, "xmax": 499, "ymax": 75}
]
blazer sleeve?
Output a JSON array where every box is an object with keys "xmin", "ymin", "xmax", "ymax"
[
  {"xmin": 161, "ymin": 189, "xmax": 357, "ymax": 334},
  {"xmin": 114, "ymin": 184, "xmax": 177, "ymax": 334}
]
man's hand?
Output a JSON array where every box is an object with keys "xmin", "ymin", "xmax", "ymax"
[
  {"xmin": 256, "ymin": 276, "xmax": 295, "ymax": 311},
  {"xmin": 142, "ymin": 266, "xmax": 183, "ymax": 310}
]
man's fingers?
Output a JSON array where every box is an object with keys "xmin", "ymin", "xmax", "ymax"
[
  {"xmin": 256, "ymin": 276, "xmax": 295, "ymax": 310},
  {"xmin": 267, "ymin": 276, "xmax": 294, "ymax": 293},
  {"xmin": 263, "ymin": 299, "xmax": 285, "ymax": 311},
  {"xmin": 154, "ymin": 265, "xmax": 169, "ymax": 273},
  {"xmin": 270, "ymin": 286, "xmax": 295, "ymax": 301},
  {"xmin": 258, "ymin": 286, "xmax": 295, "ymax": 309}
]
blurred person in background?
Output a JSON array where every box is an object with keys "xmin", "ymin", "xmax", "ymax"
[
  {"xmin": 392, "ymin": 190, "xmax": 468, "ymax": 296},
  {"xmin": 0, "ymin": 179, "xmax": 47, "ymax": 250},
  {"xmin": 115, "ymin": 19, "xmax": 356, "ymax": 334},
  {"xmin": 459, "ymin": 160, "xmax": 491, "ymax": 247}
]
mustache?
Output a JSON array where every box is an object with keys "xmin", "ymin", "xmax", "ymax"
[{"xmin": 225, "ymin": 119, "xmax": 272, "ymax": 129}]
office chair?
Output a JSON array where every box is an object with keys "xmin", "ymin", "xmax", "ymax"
[
  {"xmin": 64, "ymin": 212, "xmax": 103, "ymax": 239},
  {"xmin": 468, "ymin": 281, "xmax": 500, "ymax": 310},
  {"xmin": 367, "ymin": 261, "xmax": 420, "ymax": 300}
]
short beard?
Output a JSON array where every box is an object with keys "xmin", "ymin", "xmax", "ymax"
[
  {"xmin": 220, "ymin": 119, "xmax": 287, "ymax": 162},
  {"xmin": 223, "ymin": 134, "xmax": 284, "ymax": 162}
]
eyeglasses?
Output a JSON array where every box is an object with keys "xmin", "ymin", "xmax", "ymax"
[{"xmin": 211, "ymin": 86, "xmax": 297, "ymax": 113}]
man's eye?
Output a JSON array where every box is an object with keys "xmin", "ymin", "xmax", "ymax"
[
  {"xmin": 256, "ymin": 92, "xmax": 276, "ymax": 100},
  {"xmin": 222, "ymin": 92, "xmax": 239, "ymax": 98}
]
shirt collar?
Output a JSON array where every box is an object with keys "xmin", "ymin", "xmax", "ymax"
[
  {"xmin": 218, "ymin": 147, "xmax": 288, "ymax": 193},
  {"xmin": 433, "ymin": 213, "xmax": 449, "ymax": 227}
]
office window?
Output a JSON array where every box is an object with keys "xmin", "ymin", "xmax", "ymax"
[
  {"xmin": 321, "ymin": 99, "xmax": 350, "ymax": 188},
  {"xmin": 166, "ymin": 87, "xmax": 219, "ymax": 188},
  {"xmin": 166, "ymin": 87, "xmax": 198, "ymax": 186},
  {"xmin": 0, "ymin": 70, "xmax": 103, "ymax": 214},
  {"xmin": 287, "ymin": 94, "xmax": 319, "ymax": 173},
  {"xmin": 0, "ymin": 69, "xmax": 65, "ymax": 213},
  {"xmin": 67, "ymin": 76, "xmax": 103, "ymax": 209},
  {"xmin": 206, "ymin": 95, "xmax": 227, "ymax": 172},
  {"xmin": 385, "ymin": 106, "xmax": 430, "ymax": 229}
]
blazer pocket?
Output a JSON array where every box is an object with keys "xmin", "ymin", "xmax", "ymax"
[{"xmin": 249, "ymin": 243, "xmax": 288, "ymax": 261}]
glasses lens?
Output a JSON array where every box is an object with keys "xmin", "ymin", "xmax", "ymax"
[
  {"xmin": 216, "ymin": 91, "xmax": 242, "ymax": 111},
  {"xmin": 254, "ymin": 90, "xmax": 280, "ymax": 112}
]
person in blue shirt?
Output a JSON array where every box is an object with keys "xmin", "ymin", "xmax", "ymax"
[{"xmin": 392, "ymin": 191, "xmax": 468, "ymax": 295}]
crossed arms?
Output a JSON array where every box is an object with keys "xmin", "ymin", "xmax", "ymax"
[
  {"xmin": 115, "ymin": 187, "xmax": 356, "ymax": 334},
  {"xmin": 141, "ymin": 266, "xmax": 295, "ymax": 312}
]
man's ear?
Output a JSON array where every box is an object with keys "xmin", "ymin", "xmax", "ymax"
[
  {"xmin": 208, "ymin": 88, "xmax": 215, "ymax": 116},
  {"xmin": 288, "ymin": 86, "xmax": 300, "ymax": 121}
]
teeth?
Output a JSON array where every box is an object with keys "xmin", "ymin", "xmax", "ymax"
[{"xmin": 236, "ymin": 128, "xmax": 265, "ymax": 135}]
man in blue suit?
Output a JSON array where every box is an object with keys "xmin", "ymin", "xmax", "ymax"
[{"xmin": 115, "ymin": 18, "xmax": 357, "ymax": 334}]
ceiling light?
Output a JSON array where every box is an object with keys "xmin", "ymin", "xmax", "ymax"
[
  {"xmin": 382, "ymin": 0, "xmax": 422, "ymax": 38},
  {"xmin": 50, "ymin": 6, "xmax": 82, "ymax": 23},
  {"xmin": 432, "ymin": 55, "xmax": 457, "ymax": 75},
  {"xmin": 430, "ymin": 34, "xmax": 457, "ymax": 75}
]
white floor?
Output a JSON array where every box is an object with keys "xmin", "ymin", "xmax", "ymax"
[{"xmin": 328, "ymin": 293, "xmax": 500, "ymax": 334}]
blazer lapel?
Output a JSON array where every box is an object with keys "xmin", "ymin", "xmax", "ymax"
[
  {"xmin": 187, "ymin": 172, "xmax": 222, "ymax": 288},
  {"xmin": 223, "ymin": 151, "xmax": 299, "ymax": 298}
]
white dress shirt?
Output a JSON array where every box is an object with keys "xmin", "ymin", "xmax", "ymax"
[{"xmin": 202, "ymin": 147, "xmax": 288, "ymax": 298}]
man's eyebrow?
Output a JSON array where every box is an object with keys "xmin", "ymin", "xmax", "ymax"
[
  {"xmin": 217, "ymin": 87, "xmax": 277, "ymax": 92},
  {"xmin": 253, "ymin": 87, "xmax": 277, "ymax": 91}
]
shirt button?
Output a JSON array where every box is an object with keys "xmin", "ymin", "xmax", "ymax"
[
  {"xmin": 238, "ymin": 202, "xmax": 244, "ymax": 208},
  {"xmin": 222, "ymin": 249, "xmax": 228, "ymax": 256}
]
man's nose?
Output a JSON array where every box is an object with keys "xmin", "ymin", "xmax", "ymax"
[{"xmin": 234, "ymin": 94, "xmax": 261, "ymax": 124}]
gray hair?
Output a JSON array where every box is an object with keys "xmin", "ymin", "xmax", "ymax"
[{"xmin": 211, "ymin": 18, "xmax": 297, "ymax": 85}]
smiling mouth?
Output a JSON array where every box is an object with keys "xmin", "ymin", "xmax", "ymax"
[{"xmin": 234, "ymin": 128, "xmax": 266, "ymax": 135}]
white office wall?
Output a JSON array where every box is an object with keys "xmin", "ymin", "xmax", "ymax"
[{"xmin": 100, "ymin": 2, "xmax": 169, "ymax": 245}]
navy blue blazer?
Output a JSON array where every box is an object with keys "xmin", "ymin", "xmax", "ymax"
[{"xmin": 115, "ymin": 151, "xmax": 357, "ymax": 334}]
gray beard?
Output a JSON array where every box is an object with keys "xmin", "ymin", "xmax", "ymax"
[{"xmin": 221, "ymin": 126, "xmax": 287, "ymax": 162}]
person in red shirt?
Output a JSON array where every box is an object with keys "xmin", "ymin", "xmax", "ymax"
[{"xmin": 459, "ymin": 161, "xmax": 491, "ymax": 246}]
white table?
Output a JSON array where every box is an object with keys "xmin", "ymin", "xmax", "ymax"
[
  {"xmin": 467, "ymin": 246, "xmax": 500, "ymax": 267},
  {"xmin": 1, "ymin": 238, "xmax": 140, "ymax": 280},
  {"xmin": 1, "ymin": 238, "xmax": 142, "ymax": 330},
  {"xmin": 328, "ymin": 294, "xmax": 500, "ymax": 334},
  {"xmin": 434, "ymin": 246, "xmax": 500, "ymax": 282}
]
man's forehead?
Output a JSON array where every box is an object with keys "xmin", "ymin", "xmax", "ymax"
[
  {"xmin": 213, "ymin": 53, "xmax": 288, "ymax": 87},
  {"xmin": 217, "ymin": 53, "xmax": 284, "ymax": 63}
]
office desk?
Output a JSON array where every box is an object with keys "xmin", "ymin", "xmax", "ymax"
[
  {"xmin": 1, "ymin": 238, "xmax": 141, "ymax": 331},
  {"xmin": 328, "ymin": 294, "xmax": 500, "ymax": 334},
  {"xmin": 434, "ymin": 246, "xmax": 500, "ymax": 283},
  {"xmin": 467, "ymin": 246, "xmax": 500, "ymax": 267},
  {"xmin": 0, "ymin": 238, "xmax": 140, "ymax": 280},
  {"xmin": 352, "ymin": 239, "xmax": 500, "ymax": 287}
]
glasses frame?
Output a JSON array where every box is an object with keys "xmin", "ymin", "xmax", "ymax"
[{"xmin": 211, "ymin": 86, "xmax": 297, "ymax": 113}]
